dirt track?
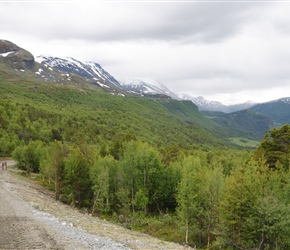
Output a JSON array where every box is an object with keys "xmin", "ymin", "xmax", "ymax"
[
  {"xmin": 0, "ymin": 160, "xmax": 190, "ymax": 250},
  {"xmin": 0, "ymin": 163, "xmax": 62, "ymax": 249}
]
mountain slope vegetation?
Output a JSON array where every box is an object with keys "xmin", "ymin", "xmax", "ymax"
[
  {"xmin": 250, "ymin": 97, "xmax": 290, "ymax": 126},
  {"xmin": 3, "ymin": 39, "xmax": 290, "ymax": 249},
  {"xmin": 0, "ymin": 79, "xmax": 226, "ymax": 153},
  {"xmin": 0, "ymin": 39, "xmax": 279, "ymax": 144},
  {"xmin": 202, "ymin": 109, "xmax": 274, "ymax": 140}
]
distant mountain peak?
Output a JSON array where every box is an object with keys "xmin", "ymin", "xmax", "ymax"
[
  {"xmin": 0, "ymin": 39, "xmax": 34, "ymax": 69},
  {"xmin": 179, "ymin": 93, "xmax": 257, "ymax": 113},
  {"xmin": 120, "ymin": 78, "xmax": 179, "ymax": 99}
]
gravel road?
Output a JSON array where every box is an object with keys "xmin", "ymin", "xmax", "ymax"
[{"xmin": 0, "ymin": 160, "xmax": 190, "ymax": 250}]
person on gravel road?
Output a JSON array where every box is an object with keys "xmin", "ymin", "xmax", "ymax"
[{"xmin": 1, "ymin": 162, "xmax": 7, "ymax": 170}]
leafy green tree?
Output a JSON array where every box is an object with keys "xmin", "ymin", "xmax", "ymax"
[
  {"xmin": 254, "ymin": 195, "xmax": 290, "ymax": 250},
  {"xmin": 218, "ymin": 156, "xmax": 290, "ymax": 249},
  {"xmin": 202, "ymin": 165, "xmax": 224, "ymax": 249},
  {"xmin": 12, "ymin": 140, "xmax": 45, "ymax": 173},
  {"xmin": 120, "ymin": 141, "xmax": 163, "ymax": 215},
  {"xmin": 63, "ymin": 145, "xmax": 93, "ymax": 208},
  {"xmin": 150, "ymin": 162, "xmax": 180, "ymax": 213},
  {"xmin": 134, "ymin": 189, "xmax": 149, "ymax": 213},
  {"xmin": 41, "ymin": 141, "xmax": 66, "ymax": 200},
  {"xmin": 119, "ymin": 141, "xmax": 138, "ymax": 213},
  {"xmin": 116, "ymin": 169, "xmax": 131, "ymax": 227},
  {"xmin": 0, "ymin": 106, "xmax": 9, "ymax": 129},
  {"xmin": 90, "ymin": 156, "xmax": 115, "ymax": 214},
  {"xmin": 219, "ymin": 164, "xmax": 252, "ymax": 249},
  {"xmin": 249, "ymin": 159, "xmax": 290, "ymax": 250},
  {"xmin": 176, "ymin": 156, "xmax": 203, "ymax": 245},
  {"xmin": 255, "ymin": 124, "xmax": 290, "ymax": 169},
  {"xmin": 0, "ymin": 131, "xmax": 19, "ymax": 156}
]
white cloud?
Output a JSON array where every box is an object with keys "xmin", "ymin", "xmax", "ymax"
[{"xmin": 1, "ymin": 2, "xmax": 290, "ymax": 104}]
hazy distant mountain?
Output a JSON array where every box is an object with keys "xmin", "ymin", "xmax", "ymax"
[
  {"xmin": 180, "ymin": 94, "xmax": 257, "ymax": 113},
  {"xmin": 120, "ymin": 78, "xmax": 179, "ymax": 99}
]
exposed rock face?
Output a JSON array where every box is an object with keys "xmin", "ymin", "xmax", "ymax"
[{"xmin": 0, "ymin": 40, "xmax": 35, "ymax": 69}]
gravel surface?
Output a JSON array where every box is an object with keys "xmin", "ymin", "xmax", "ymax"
[{"xmin": 0, "ymin": 160, "xmax": 191, "ymax": 250}]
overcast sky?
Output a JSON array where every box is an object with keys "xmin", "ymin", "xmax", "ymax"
[{"xmin": 1, "ymin": 1, "xmax": 290, "ymax": 104}]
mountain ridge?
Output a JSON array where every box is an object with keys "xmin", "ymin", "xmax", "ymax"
[
  {"xmin": 1, "ymin": 39, "xmax": 287, "ymax": 113},
  {"xmin": 1, "ymin": 39, "xmax": 289, "ymax": 145},
  {"xmin": 36, "ymin": 55, "xmax": 121, "ymax": 89},
  {"xmin": 180, "ymin": 94, "xmax": 257, "ymax": 113},
  {"xmin": 250, "ymin": 97, "xmax": 290, "ymax": 126},
  {"xmin": 120, "ymin": 78, "xmax": 179, "ymax": 99}
]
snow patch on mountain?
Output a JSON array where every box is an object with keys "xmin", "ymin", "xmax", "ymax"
[
  {"xmin": 120, "ymin": 78, "xmax": 179, "ymax": 99},
  {"xmin": 270, "ymin": 97, "xmax": 290, "ymax": 104},
  {"xmin": 0, "ymin": 51, "xmax": 17, "ymax": 57},
  {"xmin": 181, "ymin": 95, "xmax": 224, "ymax": 111},
  {"xmin": 36, "ymin": 55, "xmax": 121, "ymax": 88}
]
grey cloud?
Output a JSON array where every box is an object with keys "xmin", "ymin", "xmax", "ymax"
[
  {"xmin": 1, "ymin": 2, "xmax": 290, "ymax": 104},
  {"xmin": 155, "ymin": 3, "xmax": 256, "ymax": 43},
  {"xmin": 82, "ymin": 3, "xmax": 257, "ymax": 44},
  {"xmin": 0, "ymin": 2, "xmax": 257, "ymax": 44}
]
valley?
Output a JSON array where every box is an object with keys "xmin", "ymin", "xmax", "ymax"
[{"xmin": 1, "ymin": 39, "xmax": 290, "ymax": 249}]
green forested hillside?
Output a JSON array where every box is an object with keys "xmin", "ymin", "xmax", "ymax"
[
  {"xmin": 2, "ymin": 78, "xmax": 290, "ymax": 249},
  {"xmin": 202, "ymin": 109, "xmax": 274, "ymax": 140},
  {"xmin": 0, "ymin": 79, "xmax": 225, "ymax": 152},
  {"xmin": 250, "ymin": 98, "xmax": 290, "ymax": 126}
]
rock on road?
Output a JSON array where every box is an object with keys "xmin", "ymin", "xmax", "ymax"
[{"xmin": 0, "ymin": 160, "xmax": 190, "ymax": 250}]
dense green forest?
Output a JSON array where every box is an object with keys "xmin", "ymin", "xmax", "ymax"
[{"xmin": 1, "ymin": 79, "xmax": 290, "ymax": 249}]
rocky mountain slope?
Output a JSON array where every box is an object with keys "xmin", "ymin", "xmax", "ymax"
[
  {"xmin": 36, "ymin": 55, "xmax": 121, "ymax": 89},
  {"xmin": 0, "ymin": 39, "xmax": 34, "ymax": 70},
  {"xmin": 0, "ymin": 40, "xmax": 124, "ymax": 95}
]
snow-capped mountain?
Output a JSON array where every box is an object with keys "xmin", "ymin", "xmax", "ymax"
[
  {"xmin": 1, "ymin": 40, "xmax": 285, "ymax": 119},
  {"xmin": 36, "ymin": 55, "xmax": 121, "ymax": 89},
  {"xmin": 120, "ymin": 78, "xmax": 179, "ymax": 99},
  {"xmin": 180, "ymin": 94, "xmax": 257, "ymax": 113},
  {"xmin": 181, "ymin": 95, "xmax": 224, "ymax": 111},
  {"xmin": 269, "ymin": 97, "xmax": 290, "ymax": 104}
]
